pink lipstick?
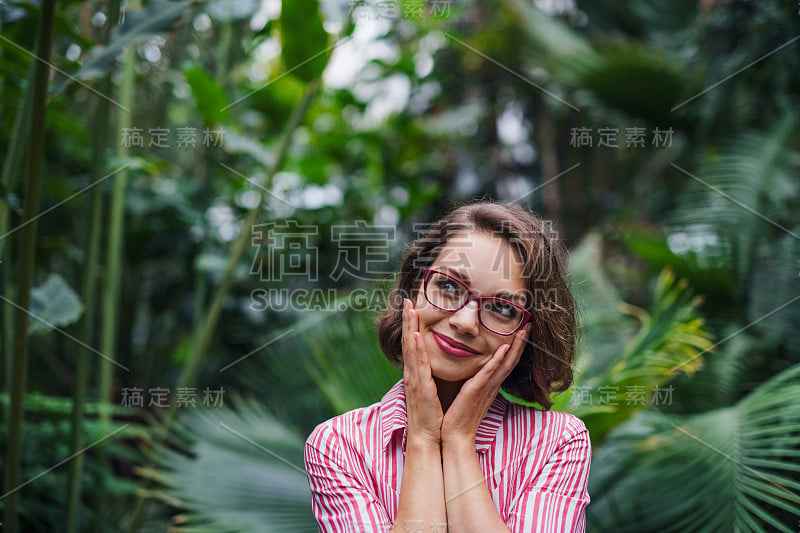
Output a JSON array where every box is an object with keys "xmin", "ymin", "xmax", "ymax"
[{"xmin": 432, "ymin": 332, "xmax": 479, "ymax": 357}]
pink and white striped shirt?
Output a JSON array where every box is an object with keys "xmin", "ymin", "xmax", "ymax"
[{"xmin": 305, "ymin": 380, "xmax": 591, "ymax": 532}]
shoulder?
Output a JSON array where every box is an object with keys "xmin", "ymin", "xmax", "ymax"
[
  {"xmin": 505, "ymin": 401, "xmax": 590, "ymax": 451},
  {"xmin": 305, "ymin": 403, "xmax": 379, "ymax": 456},
  {"xmin": 305, "ymin": 381, "xmax": 404, "ymax": 461}
]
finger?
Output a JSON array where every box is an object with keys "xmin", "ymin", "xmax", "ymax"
[
  {"xmin": 413, "ymin": 331, "xmax": 433, "ymax": 376},
  {"xmin": 484, "ymin": 343, "xmax": 513, "ymax": 380},
  {"xmin": 401, "ymin": 299, "xmax": 415, "ymax": 377},
  {"xmin": 506, "ymin": 326, "xmax": 530, "ymax": 363},
  {"xmin": 478, "ymin": 326, "xmax": 530, "ymax": 384},
  {"xmin": 460, "ymin": 344, "xmax": 510, "ymax": 396},
  {"xmin": 497, "ymin": 326, "xmax": 530, "ymax": 376}
]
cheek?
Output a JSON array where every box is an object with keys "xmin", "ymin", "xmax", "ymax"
[
  {"xmin": 483, "ymin": 335, "xmax": 509, "ymax": 357},
  {"xmin": 413, "ymin": 290, "xmax": 426, "ymax": 309},
  {"xmin": 413, "ymin": 291, "xmax": 439, "ymax": 320}
]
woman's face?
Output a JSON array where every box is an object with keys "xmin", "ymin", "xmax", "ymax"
[{"xmin": 413, "ymin": 230, "xmax": 528, "ymax": 383}]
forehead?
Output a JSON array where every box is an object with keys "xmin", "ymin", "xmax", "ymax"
[{"xmin": 433, "ymin": 231, "xmax": 525, "ymax": 291}]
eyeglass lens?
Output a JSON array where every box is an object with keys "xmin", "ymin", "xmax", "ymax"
[{"xmin": 425, "ymin": 271, "xmax": 524, "ymax": 334}]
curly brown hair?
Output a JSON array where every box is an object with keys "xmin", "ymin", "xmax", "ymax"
[{"xmin": 376, "ymin": 201, "xmax": 576, "ymax": 408}]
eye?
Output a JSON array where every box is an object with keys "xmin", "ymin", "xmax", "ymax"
[
  {"xmin": 487, "ymin": 299, "xmax": 519, "ymax": 319},
  {"xmin": 435, "ymin": 277, "xmax": 461, "ymax": 293}
]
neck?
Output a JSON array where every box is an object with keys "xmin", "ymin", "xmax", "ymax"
[{"xmin": 434, "ymin": 377, "xmax": 465, "ymax": 413}]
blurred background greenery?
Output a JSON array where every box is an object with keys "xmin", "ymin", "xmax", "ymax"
[{"xmin": 1, "ymin": 0, "xmax": 799, "ymax": 531}]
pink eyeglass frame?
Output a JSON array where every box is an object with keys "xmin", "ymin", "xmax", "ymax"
[{"xmin": 421, "ymin": 268, "xmax": 532, "ymax": 336}]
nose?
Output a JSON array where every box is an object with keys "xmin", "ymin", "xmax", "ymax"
[{"xmin": 448, "ymin": 300, "xmax": 481, "ymax": 337}]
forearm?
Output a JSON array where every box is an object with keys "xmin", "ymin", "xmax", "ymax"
[
  {"xmin": 442, "ymin": 438, "xmax": 510, "ymax": 533},
  {"xmin": 393, "ymin": 436, "xmax": 447, "ymax": 532}
]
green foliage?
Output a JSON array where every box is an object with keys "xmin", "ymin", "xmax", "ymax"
[
  {"xmin": 0, "ymin": 394, "xmax": 147, "ymax": 531},
  {"xmin": 55, "ymin": 0, "xmax": 194, "ymax": 86},
  {"xmin": 589, "ymin": 362, "xmax": 800, "ymax": 532},
  {"xmin": 156, "ymin": 397, "xmax": 317, "ymax": 532},
  {"xmin": 579, "ymin": 43, "xmax": 687, "ymax": 125},
  {"xmin": 279, "ymin": 0, "xmax": 330, "ymax": 83},
  {"xmin": 509, "ymin": 0, "xmax": 693, "ymax": 125},
  {"xmin": 157, "ymin": 307, "xmax": 398, "ymax": 530},
  {"xmin": 301, "ymin": 309, "xmax": 401, "ymax": 414},
  {"xmin": 670, "ymin": 116, "xmax": 798, "ymax": 290},
  {"xmin": 184, "ymin": 66, "xmax": 230, "ymax": 125},
  {"xmin": 27, "ymin": 274, "xmax": 83, "ymax": 334},
  {"xmin": 555, "ymin": 236, "xmax": 714, "ymax": 442},
  {"xmin": 3, "ymin": 0, "xmax": 799, "ymax": 530}
]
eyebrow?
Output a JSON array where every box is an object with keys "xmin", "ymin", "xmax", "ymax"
[{"xmin": 434, "ymin": 266, "xmax": 527, "ymax": 304}]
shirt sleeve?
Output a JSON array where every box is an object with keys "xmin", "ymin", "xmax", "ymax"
[
  {"xmin": 305, "ymin": 422, "xmax": 392, "ymax": 533},
  {"xmin": 507, "ymin": 416, "xmax": 592, "ymax": 532}
]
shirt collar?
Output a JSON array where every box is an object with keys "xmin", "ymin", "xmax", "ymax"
[{"xmin": 379, "ymin": 380, "xmax": 508, "ymax": 453}]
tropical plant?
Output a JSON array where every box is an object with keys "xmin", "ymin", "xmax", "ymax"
[
  {"xmin": 551, "ymin": 244, "xmax": 714, "ymax": 444},
  {"xmin": 0, "ymin": 394, "xmax": 148, "ymax": 530},
  {"xmin": 588, "ymin": 362, "xmax": 800, "ymax": 532},
  {"xmin": 155, "ymin": 306, "xmax": 399, "ymax": 531}
]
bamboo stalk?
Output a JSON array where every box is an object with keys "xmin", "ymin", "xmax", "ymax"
[
  {"xmin": 91, "ymin": 0, "xmax": 137, "ymax": 526},
  {"xmin": 0, "ymin": 66, "xmax": 33, "ymax": 412},
  {"xmin": 65, "ymin": 0, "xmax": 124, "ymax": 528},
  {"xmin": 3, "ymin": 0, "xmax": 56, "ymax": 530}
]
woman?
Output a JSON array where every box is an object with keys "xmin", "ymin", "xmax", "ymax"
[{"xmin": 305, "ymin": 202, "xmax": 591, "ymax": 532}]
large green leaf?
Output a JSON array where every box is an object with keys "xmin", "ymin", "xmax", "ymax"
[
  {"xmin": 579, "ymin": 43, "xmax": 688, "ymax": 125},
  {"xmin": 28, "ymin": 273, "xmax": 84, "ymax": 334},
  {"xmin": 184, "ymin": 66, "xmax": 230, "ymax": 125},
  {"xmin": 279, "ymin": 0, "xmax": 330, "ymax": 83},
  {"xmin": 589, "ymin": 362, "xmax": 800, "ymax": 532},
  {"xmin": 507, "ymin": 0, "xmax": 693, "ymax": 124}
]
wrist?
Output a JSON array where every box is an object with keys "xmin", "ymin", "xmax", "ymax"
[
  {"xmin": 440, "ymin": 431, "xmax": 475, "ymax": 450},
  {"xmin": 406, "ymin": 430, "xmax": 441, "ymax": 450}
]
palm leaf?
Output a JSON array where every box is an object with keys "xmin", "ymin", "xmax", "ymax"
[
  {"xmin": 154, "ymin": 395, "xmax": 317, "ymax": 533},
  {"xmin": 670, "ymin": 116, "xmax": 798, "ymax": 289},
  {"xmin": 566, "ymin": 232, "xmax": 635, "ymax": 380},
  {"xmin": 157, "ymin": 297, "xmax": 400, "ymax": 530},
  {"xmin": 301, "ymin": 307, "xmax": 401, "ymax": 414},
  {"xmin": 589, "ymin": 362, "xmax": 800, "ymax": 532},
  {"xmin": 229, "ymin": 303, "xmax": 401, "ymax": 431},
  {"xmin": 555, "ymin": 232, "xmax": 714, "ymax": 442}
]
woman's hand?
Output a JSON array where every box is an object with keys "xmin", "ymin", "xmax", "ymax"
[
  {"xmin": 402, "ymin": 298, "xmax": 444, "ymax": 445},
  {"xmin": 440, "ymin": 325, "xmax": 531, "ymax": 446}
]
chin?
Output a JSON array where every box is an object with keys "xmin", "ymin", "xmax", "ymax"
[{"xmin": 429, "ymin": 359, "xmax": 481, "ymax": 383}]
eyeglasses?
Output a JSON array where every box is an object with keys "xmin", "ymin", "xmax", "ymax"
[{"xmin": 422, "ymin": 269, "xmax": 531, "ymax": 336}]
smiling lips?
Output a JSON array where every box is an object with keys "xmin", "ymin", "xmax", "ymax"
[{"xmin": 432, "ymin": 331, "xmax": 479, "ymax": 357}]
